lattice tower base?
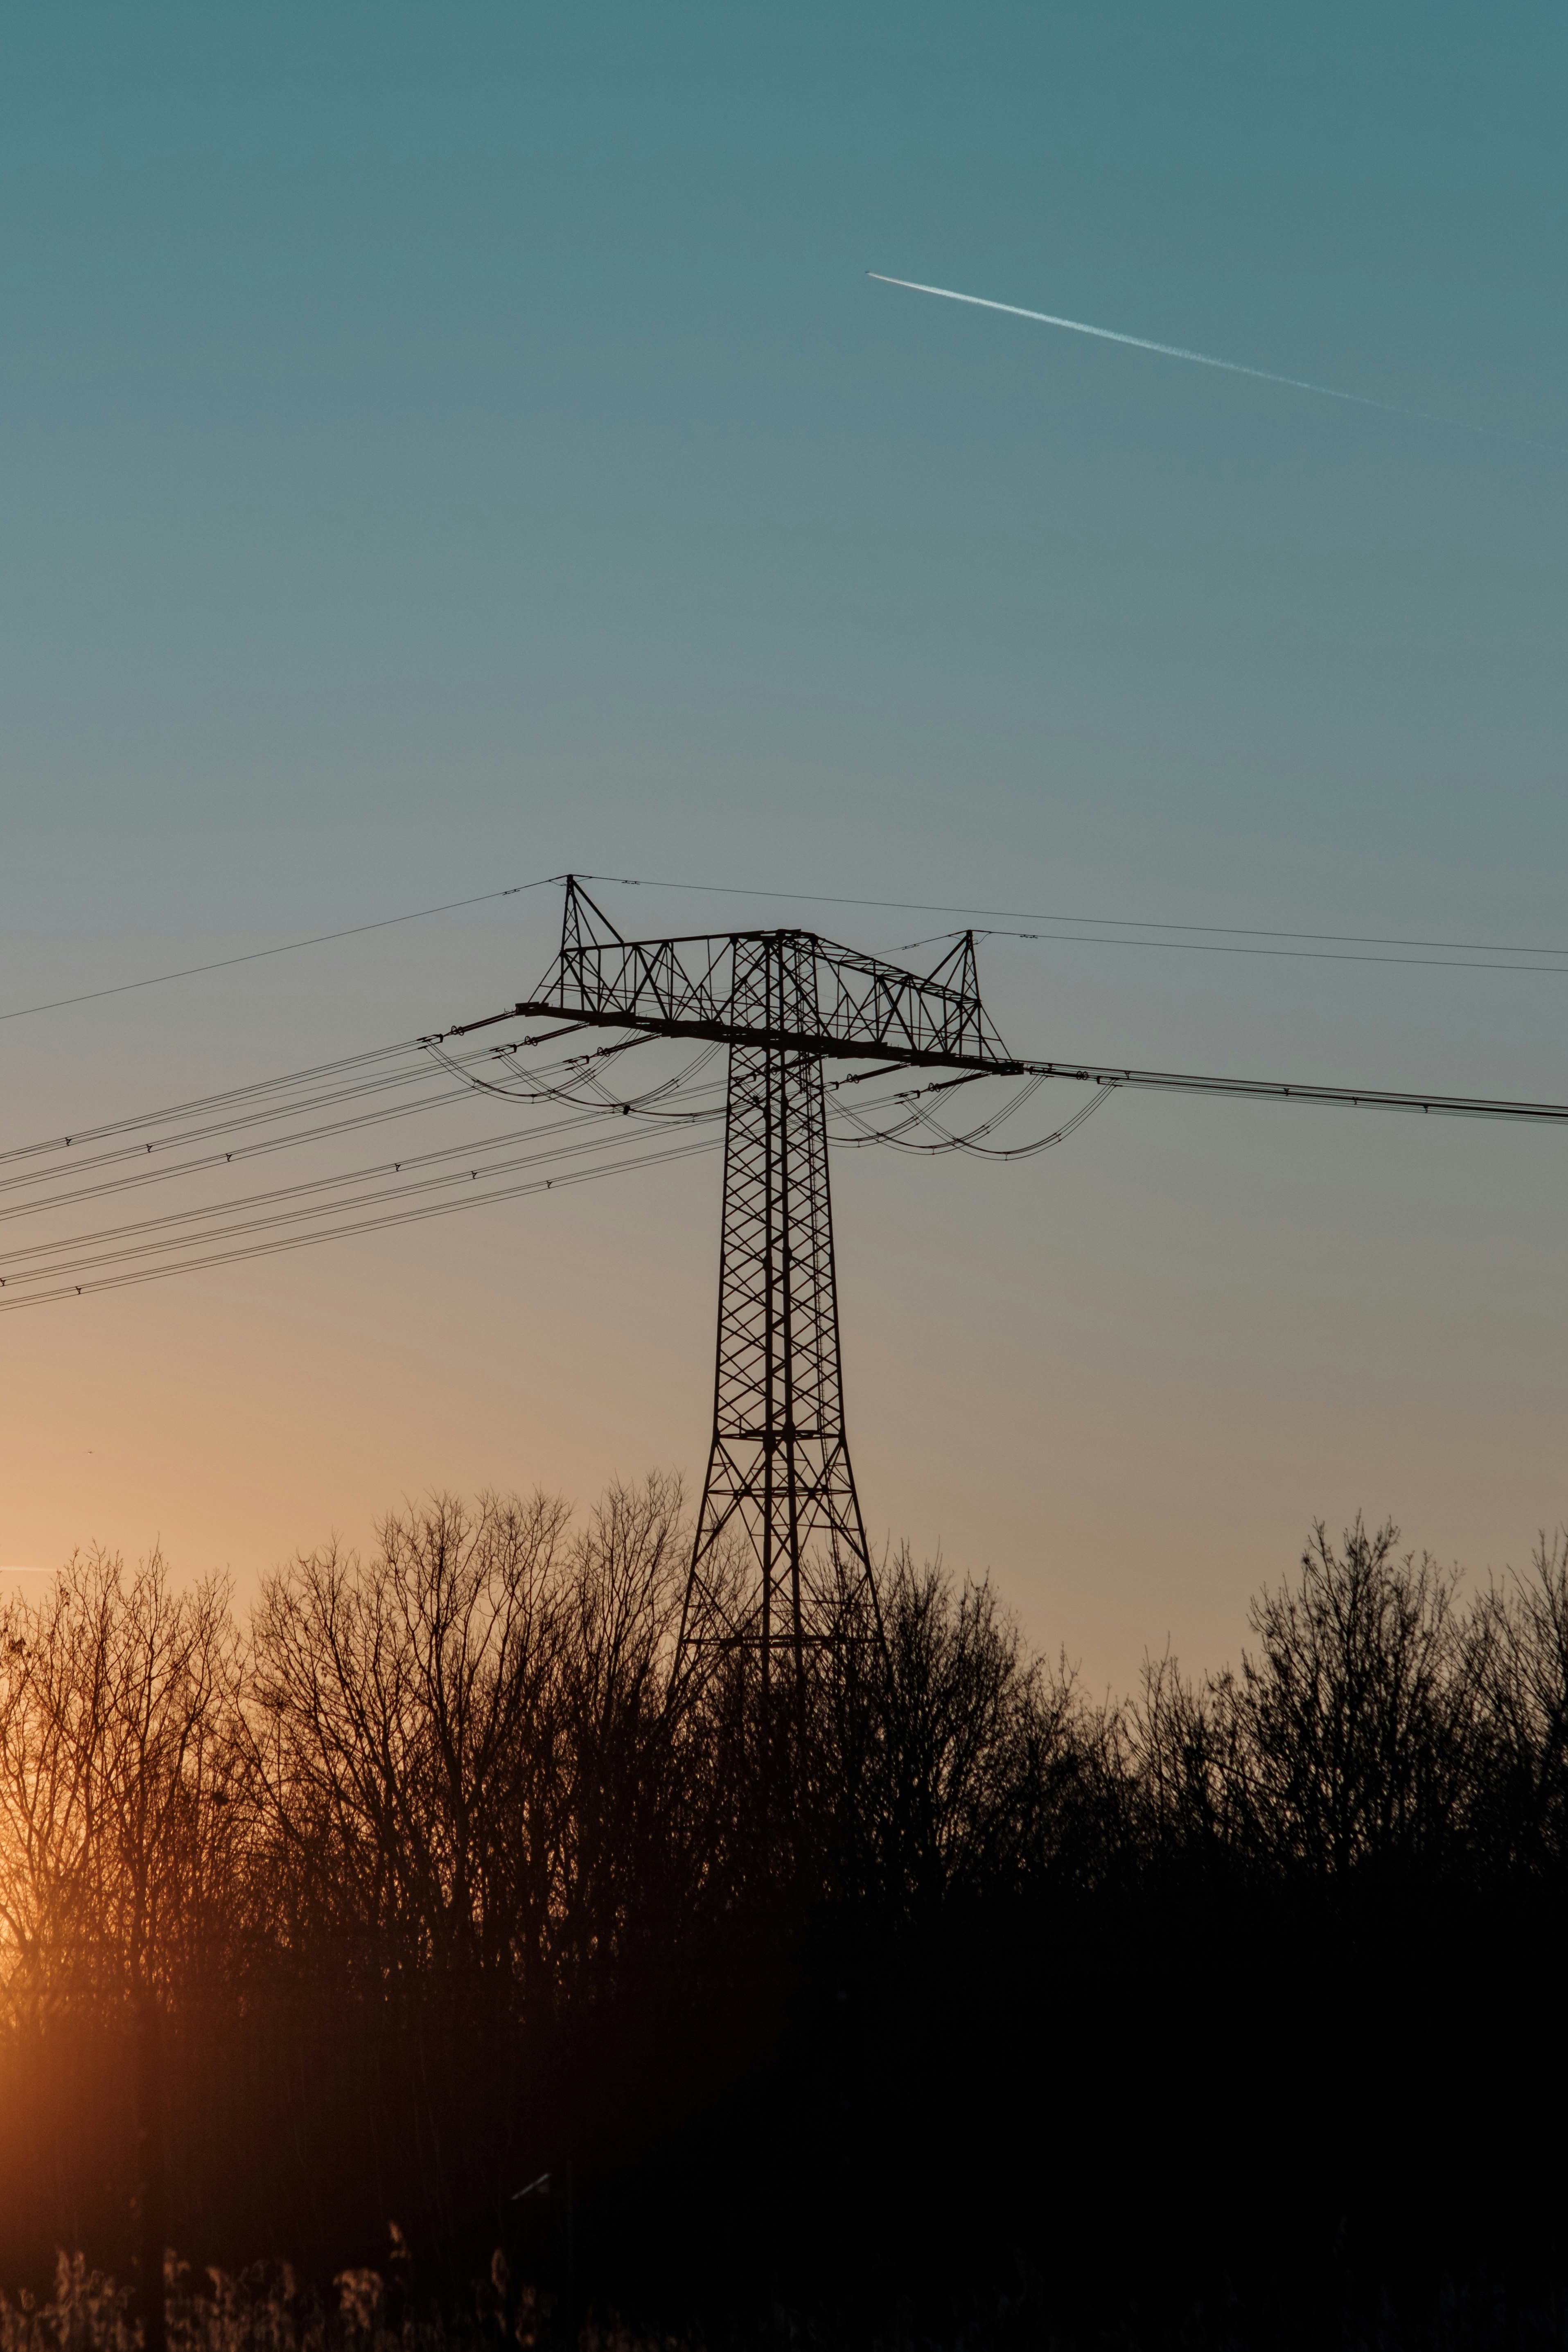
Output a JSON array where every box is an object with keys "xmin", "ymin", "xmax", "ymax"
[{"xmin": 680, "ymin": 934, "xmax": 879, "ymax": 1691}]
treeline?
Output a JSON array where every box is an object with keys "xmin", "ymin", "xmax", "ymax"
[{"xmin": 1, "ymin": 1488, "xmax": 1565, "ymax": 2328}]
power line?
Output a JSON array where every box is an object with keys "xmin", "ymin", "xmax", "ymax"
[
  {"xmin": 0, "ymin": 1021, "xmax": 1069, "ymax": 1308},
  {"xmin": 575, "ymin": 873, "xmax": 1568, "ymax": 964},
  {"xmin": 8, "ymin": 867, "xmax": 1568, "ymax": 1037},
  {"xmin": 940, "ymin": 928, "xmax": 1568, "ymax": 978},
  {"xmin": 0, "ymin": 1131, "xmax": 722, "ymax": 1314},
  {"xmin": 831, "ymin": 1071, "xmax": 1117, "ymax": 1158},
  {"xmin": 0, "ymin": 875, "xmax": 563, "ymax": 1026},
  {"xmin": 9, "ymin": 868, "xmax": 1568, "ymax": 1323},
  {"xmin": 0, "ymin": 1067, "xmax": 475, "ymax": 1197},
  {"xmin": 0, "ymin": 1038, "xmax": 423, "ymax": 1167},
  {"xmin": 1013, "ymin": 1060, "xmax": 1568, "ymax": 1123},
  {"xmin": 0, "ymin": 1033, "xmax": 606, "ymax": 1199},
  {"xmin": 0, "ymin": 1117, "xmax": 722, "ymax": 1292},
  {"xmin": 0, "ymin": 1097, "xmax": 719, "ymax": 1255},
  {"xmin": 426, "ymin": 1035, "xmax": 726, "ymax": 1118},
  {"xmin": 0, "ymin": 1020, "xmax": 739, "ymax": 1304}
]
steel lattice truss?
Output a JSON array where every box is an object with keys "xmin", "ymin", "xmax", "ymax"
[
  {"xmin": 514, "ymin": 882, "xmax": 1020, "ymax": 1677},
  {"xmin": 514, "ymin": 881, "xmax": 1022, "ymax": 1680},
  {"xmin": 679, "ymin": 935, "xmax": 878, "ymax": 1684},
  {"xmin": 530, "ymin": 878, "xmax": 1015, "ymax": 1070}
]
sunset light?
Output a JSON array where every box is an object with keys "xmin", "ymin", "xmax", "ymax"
[{"xmin": 3, "ymin": 2, "xmax": 1565, "ymax": 2345}]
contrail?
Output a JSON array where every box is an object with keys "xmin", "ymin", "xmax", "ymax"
[{"xmin": 867, "ymin": 273, "xmax": 1558, "ymax": 455}]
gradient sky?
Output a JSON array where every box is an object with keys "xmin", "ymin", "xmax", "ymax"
[{"xmin": 2, "ymin": 0, "xmax": 1565, "ymax": 1694}]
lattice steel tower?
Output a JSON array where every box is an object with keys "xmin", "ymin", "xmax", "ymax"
[
  {"xmin": 514, "ymin": 879, "xmax": 1015, "ymax": 1686},
  {"xmin": 683, "ymin": 930, "xmax": 871, "ymax": 1686}
]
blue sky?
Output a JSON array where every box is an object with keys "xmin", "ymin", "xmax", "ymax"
[{"xmin": 2, "ymin": 0, "xmax": 1564, "ymax": 1687}]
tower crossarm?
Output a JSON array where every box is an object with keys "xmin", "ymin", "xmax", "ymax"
[
  {"xmin": 495, "ymin": 877, "xmax": 1018, "ymax": 1071},
  {"xmin": 441, "ymin": 883, "xmax": 1568, "ymax": 1125}
]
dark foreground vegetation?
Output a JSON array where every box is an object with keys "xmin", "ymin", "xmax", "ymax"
[{"xmin": 1, "ymin": 1482, "xmax": 1565, "ymax": 2347}]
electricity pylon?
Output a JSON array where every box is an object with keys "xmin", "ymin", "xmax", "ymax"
[
  {"xmin": 499, "ymin": 875, "xmax": 1568, "ymax": 1691},
  {"xmin": 517, "ymin": 879, "xmax": 1015, "ymax": 1689}
]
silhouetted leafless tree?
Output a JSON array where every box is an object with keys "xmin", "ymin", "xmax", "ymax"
[
  {"xmin": 248, "ymin": 1491, "xmax": 573, "ymax": 1999},
  {"xmin": 1223, "ymin": 1516, "xmax": 1476, "ymax": 1878},
  {"xmin": 845, "ymin": 1551, "xmax": 1112, "ymax": 1910},
  {"xmin": 3, "ymin": 1486, "xmax": 1566, "ymax": 2308},
  {"xmin": 0, "ymin": 1549, "xmax": 241, "ymax": 2022},
  {"xmin": 1469, "ymin": 1530, "xmax": 1568, "ymax": 1876},
  {"xmin": 551, "ymin": 1473, "xmax": 694, "ymax": 1993}
]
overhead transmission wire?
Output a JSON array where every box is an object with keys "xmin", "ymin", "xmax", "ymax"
[
  {"xmin": 0, "ymin": 1022, "xmax": 749, "ymax": 1311},
  {"xmin": 0, "ymin": 1069, "xmax": 496, "ymax": 1209},
  {"xmin": 0, "ymin": 875, "xmax": 566, "ymax": 1027},
  {"xmin": 0, "ymin": 1092, "xmax": 728, "ymax": 1273},
  {"xmin": 572, "ymin": 874, "xmax": 1568, "ymax": 973},
  {"xmin": 26, "ymin": 969, "xmax": 1566, "ymax": 1310},
  {"xmin": 440, "ymin": 1030, "xmax": 1088, "ymax": 1161},
  {"xmin": 9, "ymin": 867, "xmax": 1568, "ymax": 1040},
  {"xmin": 0, "ymin": 1045, "xmax": 732, "ymax": 1267},
  {"xmin": 898, "ymin": 926, "xmax": 1568, "ymax": 979},
  {"xmin": 0, "ymin": 1039, "xmax": 727, "ymax": 1226},
  {"xmin": 0, "ymin": 1001, "xmax": 1093, "ymax": 1309},
  {"xmin": 827, "ymin": 1067, "xmax": 1118, "ymax": 1157},
  {"xmin": 0, "ymin": 1027, "xmax": 726, "ymax": 1231},
  {"xmin": 0, "ymin": 1040, "xmax": 582, "ymax": 1213},
  {"xmin": 0, "ymin": 1123, "xmax": 725, "ymax": 1297},
  {"xmin": 421, "ymin": 1035, "xmax": 728, "ymax": 1117},
  {"xmin": 0, "ymin": 1031, "xmax": 731, "ymax": 1311},
  {"xmin": 0, "ymin": 1037, "xmax": 426, "ymax": 1171},
  {"xmin": 0, "ymin": 1132, "xmax": 724, "ymax": 1313},
  {"xmin": 12, "ymin": 898, "xmax": 1568, "ymax": 1317},
  {"xmin": 13, "ymin": 859, "xmax": 1566, "ymax": 1315}
]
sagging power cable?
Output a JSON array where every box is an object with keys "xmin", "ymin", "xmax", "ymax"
[{"xmin": 0, "ymin": 1132, "xmax": 722, "ymax": 1313}]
